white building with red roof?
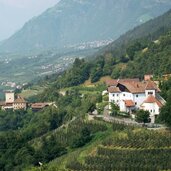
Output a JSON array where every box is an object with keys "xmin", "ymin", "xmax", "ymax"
[
  {"xmin": 140, "ymin": 95, "xmax": 163, "ymax": 123},
  {"xmin": 107, "ymin": 79, "xmax": 165, "ymax": 123}
]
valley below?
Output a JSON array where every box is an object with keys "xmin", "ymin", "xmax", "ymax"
[{"xmin": 0, "ymin": 46, "xmax": 99, "ymax": 85}]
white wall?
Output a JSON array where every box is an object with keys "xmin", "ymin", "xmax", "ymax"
[
  {"xmin": 120, "ymin": 100, "xmax": 126, "ymax": 112},
  {"xmin": 109, "ymin": 92, "xmax": 120, "ymax": 106},
  {"xmin": 133, "ymin": 93, "xmax": 146, "ymax": 109},
  {"xmin": 120, "ymin": 92, "xmax": 133, "ymax": 101},
  {"xmin": 13, "ymin": 103, "xmax": 27, "ymax": 110},
  {"xmin": 141, "ymin": 102, "xmax": 160, "ymax": 123},
  {"xmin": 5, "ymin": 92, "xmax": 14, "ymax": 103},
  {"xmin": 109, "ymin": 92, "xmax": 133, "ymax": 106},
  {"xmin": 109, "ymin": 92, "xmax": 144, "ymax": 111}
]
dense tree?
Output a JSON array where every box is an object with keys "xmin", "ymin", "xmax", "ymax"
[
  {"xmin": 159, "ymin": 90, "xmax": 171, "ymax": 127},
  {"xmin": 70, "ymin": 127, "xmax": 92, "ymax": 148},
  {"xmin": 110, "ymin": 103, "xmax": 119, "ymax": 116},
  {"xmin": 126, "ymin": 41, "xmax": 146, "ymax": 60},
  {"xmin": 135, "ymin": 110, "xmax": 150, "ymax": 123},
  {"xmin": 160, "ymin": 77, "xmax": 171, "ymax": 100},
  {"xmin": 91, "ymin": 67, "xmax": 103, "ymax": 83},
  {"xmin": 35, "ymin": 135, "xmax": 67, "ymax": 163}
]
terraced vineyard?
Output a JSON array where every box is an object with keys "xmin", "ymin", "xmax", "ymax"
[
  {"xmin": 51, "ymin": 119, "xmax": 108, "ymax": 147},
  {"xmin": 66, "ymin": 123, "xmax": 171, "ymax": 171},
  {"xmin": 31, "ymin": 118, "xmax": 108, "ymax": 151}
]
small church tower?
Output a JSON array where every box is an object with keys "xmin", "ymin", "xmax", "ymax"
[
  {"xmin": 145, "ymin": 81, "xmax": 156, "ymax": 97},
  {"xmin": 5, "ymin": 91, "xmax": 14, "ymax": 103}
]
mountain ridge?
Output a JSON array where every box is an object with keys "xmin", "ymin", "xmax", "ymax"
[
  {"xmin": 1, "ymin": 0, "xmax": 171, "ymax": 54},
  {"xmin": 97, "ymin": 8, "xmax": 171, "ymax": 57}
]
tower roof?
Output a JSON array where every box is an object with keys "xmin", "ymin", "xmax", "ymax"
[
  {"xmin": 4, "ymin": 90, "xmax": 14, "ymax": 93},
  {"xmin": 14, "ymin": 96, "xmax": 26, "ymax": 103},
  {"xmin": 145, "ymin": 81, "xmax": 157, "ymax": 90}
]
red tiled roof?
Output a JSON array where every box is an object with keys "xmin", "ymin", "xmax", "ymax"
[
  {"xmin": 108, "ymin": 87, "xmax": 121, "ymax": 93},
  {"xmin": 119, "ymin": 81, "xmax": 160, "ymax": 94},
  {"xmin": 31, "ymin": 103, "xmax": 49, "ymax": 109},
  {"xmin": 119, "ymin": 78, "xmax": 140, "ymax": 83},
  {"xmin": 120, "ymin": 81, "xmax": 147, "ymax": 94},
  {"xmin": 14, "ymin": 96, "xmax": 26, "ymax": 103},
  {"xmin": 4, "ymin": 103, "xmax": 13, "ymax": 107},
  {"xmin": 142, "ymin": 95, "xmax": 163, "ymax": 107},
  {"xmin": 4, "ymin": 90, "xmax": 14, "ymax": 93},
  {"xmin": 124, "ymin": 100, "xmax": 135, "ymax": 107},
  {"xmin": 106, "ymin": 79, "xmax": 160, "ymax": 94},
  {"xmin": 105, "ymin": 80, "xmax": 118, "ymax": 87},
  {"xmin": 106, "ymin": 78, "xmax": 140, "ymax": 87},
  {"xmin": 145, "ymin": 81, "xmax": 157, "ymax": 90},
  {"xmin": 0, "ymin": 101, "xmax": 5, "ymax": 106}
]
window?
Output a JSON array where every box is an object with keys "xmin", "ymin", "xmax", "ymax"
[
  {"xmin": 123, "ymin": 94, "xmax": 125, "ymax": 96},
  {"xmin": 148, "ymin": 92, "xmax": 153, "ymax": 95},
  {"xmin": 117, "ymin": 94, "xmax": 119, "ymax": 97},
  {"xmin": 151, "ymin": 110, "xmax": 152, "ymax": 112},
  {"xmin": 136, "ymin": 95, "xmax": 138, "ymax": 97},
  {"xmin": 113, "ymin": 94, "xmax": 115, "ymax": 97},
  {"xmin": 135, "ymin": 102, "xmax": 137, "ymax": 105}
]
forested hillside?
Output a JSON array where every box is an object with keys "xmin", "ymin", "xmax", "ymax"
[{"xmin": 113, "ymin": 31, "xmax": 171, "ymax": 78}]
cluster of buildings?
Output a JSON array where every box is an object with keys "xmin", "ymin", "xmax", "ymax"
[
  {"xmin": 0, "ymin": 75, "xmax": 167, "ymax": 124},
  {"xmin": 0, "ymin": 91, "xmax": 52, "ymax": 111},
  {"xmin": 106, "ymin": 78, "xmax": 166, "ymax": 123},
  {"xmin": 0, "ymin": 91, "xmax": 27, "ymax": 110},
  {"xmin": 1, "ymin": 81, "xmax": 28, "ymax": 89}
]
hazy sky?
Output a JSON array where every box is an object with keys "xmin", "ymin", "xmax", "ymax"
[{"xmin": 0, "ymin": 0, "xmax": 60, "ymax": 41}]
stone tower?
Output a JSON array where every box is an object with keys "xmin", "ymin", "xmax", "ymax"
[{"xmin": 5, "ymin": 91, "xmax": 14, "ymax": 103}]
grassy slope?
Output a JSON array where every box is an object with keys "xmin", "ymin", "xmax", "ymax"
[{"xmin": 20, "ymin": 85, "xmax": 46, "ymax": 99}]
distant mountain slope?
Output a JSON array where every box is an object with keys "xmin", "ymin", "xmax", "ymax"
[
  {"xmin": 1, "ymin": 0, "xmax": 171, "ymax": 54},
  {"xmin": 98, "ymin": 9, "xmax": 171, "ymax": 58}
]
